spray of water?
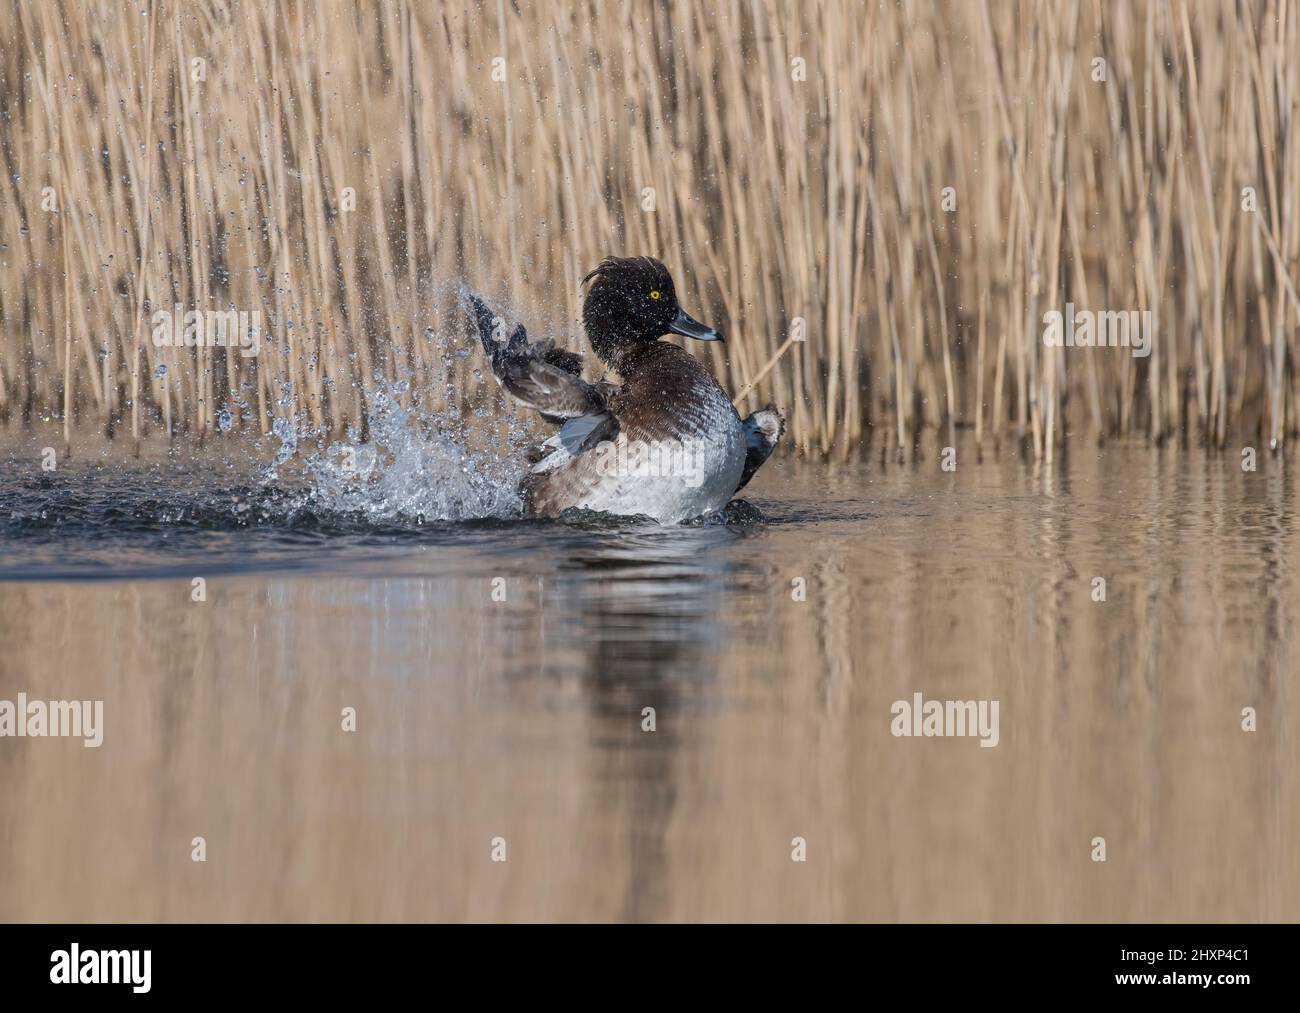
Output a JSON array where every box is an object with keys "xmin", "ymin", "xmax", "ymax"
[
  {"xmin": 248, "ymin": 275, "xmax": 534, "ymax": 523},
  {"xmin": 298, "ymin": 382, "xmax": 525, "ymax": 522},
  {"xmin": 234, "ymin": 369, "xmax": 523, "ymax": 524}
]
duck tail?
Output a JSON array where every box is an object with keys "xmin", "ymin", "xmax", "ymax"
[{"xmin": 734, "ymin": 405, "xmax": 785, "ymax": 494}]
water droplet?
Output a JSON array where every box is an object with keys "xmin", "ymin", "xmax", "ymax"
[
  {"xmin": 217, "ymin": 409, "xmax": 234, "ymax": 432},
  {"xmin": 154, "ymin": 364, "xmax": 167, "ymax": 378}
]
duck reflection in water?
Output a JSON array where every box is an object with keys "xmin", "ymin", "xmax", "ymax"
[{"xmin": 530, "ymin": 527, "xmax": 756, "ymax": 920}]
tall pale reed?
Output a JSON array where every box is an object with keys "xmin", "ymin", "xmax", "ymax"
[{"xmin": 1, "ymin": 0, "xmax": 1297, "ymax": 459}]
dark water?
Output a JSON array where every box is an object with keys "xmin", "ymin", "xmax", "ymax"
[{"xmin": 0, "ymin": 434, "xmax": 1296, "ymax": 921}]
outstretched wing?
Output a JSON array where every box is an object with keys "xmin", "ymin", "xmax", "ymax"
[
  {"xmin": 464, "ymin": 291, "xmax": 612, "ymax": 425},
  {"xmin": 734, "ymin": 405, "xmax": 785, "ymax": 493}
]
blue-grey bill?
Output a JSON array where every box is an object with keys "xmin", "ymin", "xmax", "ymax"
[{"xmin": 669, "ymin": 309, "xmax": 724, "ymax": 343}]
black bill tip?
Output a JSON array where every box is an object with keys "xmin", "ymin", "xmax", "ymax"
[{"xmin": 669, "ymin": 308, "xmax": 724, "ymax": 343}]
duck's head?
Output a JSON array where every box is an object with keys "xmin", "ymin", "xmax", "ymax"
[{"xmin": 581, "ymin": 256, "xmax": 723, "ymax": 366}]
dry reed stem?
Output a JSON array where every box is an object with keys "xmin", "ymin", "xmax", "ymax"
[{"xmin": 0, "ymin": 0, "xmax": 1297, "ymax": 456}]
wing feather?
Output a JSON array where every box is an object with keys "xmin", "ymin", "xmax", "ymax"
[{"xmin": 464, "ymin": 291, "xmax": 615, "ymax": 425}]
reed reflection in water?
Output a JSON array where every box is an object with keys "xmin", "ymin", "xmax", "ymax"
[{"xmin": 0, "ymin": 446, "xmax": 1295, "ymax": 921}]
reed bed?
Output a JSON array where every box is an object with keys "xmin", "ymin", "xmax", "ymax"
[{"xmin": 1, "ymin": 0, "xmax": 1298, "ymax": 459}]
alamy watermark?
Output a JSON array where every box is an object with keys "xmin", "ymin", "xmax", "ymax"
[
  {"xmin": 0, "ymin": 693, "xmax": 103, "ymax": 747},
  {"xmin": 151, "ymin": 304, "xmax": 261, "ymax": 357},
  {"xmin": 50, "ymin": 945, "xmax": 150, "ymax": 992},
  {"xmin": 1042, "ymin": 302, "xmax": 1153, "ymax": 358},
  {"xmin": 890, "ymin": 692, "xmax": 1000, "ymax": 748},
  {"xmin": 590, "ymin": 434, "xmax": 706, "ymax": 488}
]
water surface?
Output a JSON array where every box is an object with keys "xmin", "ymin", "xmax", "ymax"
[{"xmin": 0, "ymin": 434, "xmax": 1295, "ymax": 921}]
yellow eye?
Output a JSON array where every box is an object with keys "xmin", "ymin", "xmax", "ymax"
[{"xmin": 649, "ymin": 290, "xmax": 661, "ymax": 300}]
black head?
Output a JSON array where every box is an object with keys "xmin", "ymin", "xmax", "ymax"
[{"xmin": 581, "ymin": 256, "xmax": 722, "ymax": 366}]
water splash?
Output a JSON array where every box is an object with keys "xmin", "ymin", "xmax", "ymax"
[{"xmin": 278, "ymin": 379, "xmax": 526, "ymax": 523}]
